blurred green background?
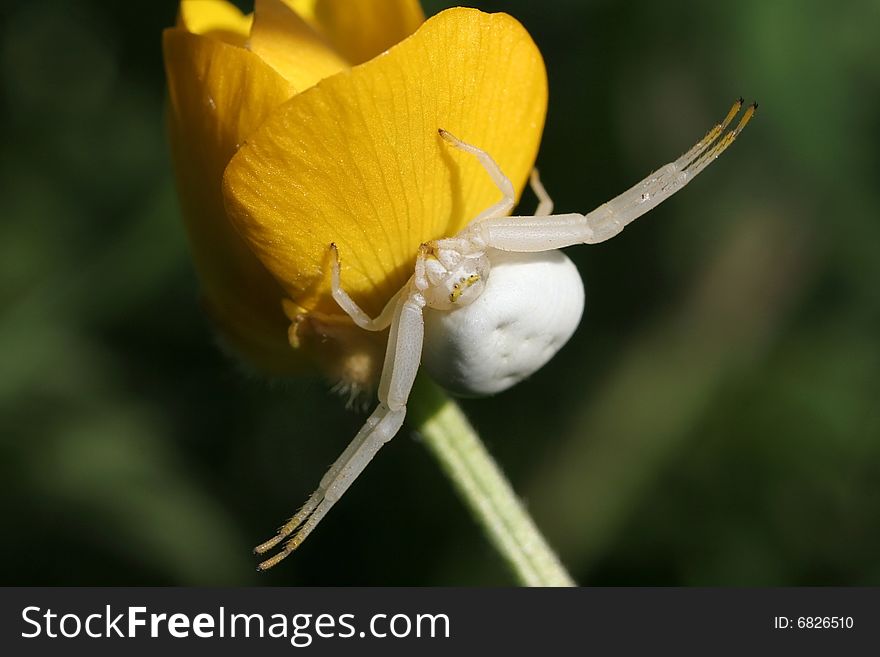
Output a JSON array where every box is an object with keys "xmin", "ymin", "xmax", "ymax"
[{"xmin": 2, "ymin": 0, "xmax": 878, "ymax": 585}]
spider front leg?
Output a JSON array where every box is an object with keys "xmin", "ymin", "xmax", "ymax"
[
  {"xmin": 450, "ymin": 99, "xmax": 756, "ymax": 253},
  {"xmin": 439, "ymin": 128, "xmax": 515, "ymax": 223},
  {"xmin": 255, "ymin": 277, "xmax": 426, "ymax": 570},
  {"xmin": 530, "ymin": 169, "xmax": 553, "ymax": 216},
  {"xmin": 329, "ymin": 243, "xmax": 402, "ymax": 331},
  {"xmin": 439, "ymin": 129, "xmax": 555, "ymax": 220}
]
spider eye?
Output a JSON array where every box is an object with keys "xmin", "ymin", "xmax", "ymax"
[
  {"xmin": 423, "ymin": 252, "xmax": 490, "ymax": 310},
  {"xmin": 449, "ymin": 274, "xmax": 483, "ymax": 303}
]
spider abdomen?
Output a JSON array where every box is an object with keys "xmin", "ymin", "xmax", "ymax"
[{"xmin": 422, "ymin": 249, "xmax": 585, "ymax": 397}]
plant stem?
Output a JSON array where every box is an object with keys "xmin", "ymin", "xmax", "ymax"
[{"xmin": 408, "ymin": 376, "xmax": 576, "ymax": 587}]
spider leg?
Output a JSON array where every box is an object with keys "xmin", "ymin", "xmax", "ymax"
[
  {"xmin": 330, "ymin": 243, "xmax": 403, "ymax": 331},
  {"xmin": 579, "ymin": 100, "xmax": 756, "ymax": 244},
  {"xmin": 255, "ymin": 286, "xmax": 426, "ymax": 570},
  {"xmin": 465, "ymin": 99, "xmax": 756, "ymax": 252},
  {"xmin": 439, "ymin": 129, "xmax": 515, "ymax": 223},
  {"xmin": 530, "ymin": 169, "xmax": 554, "ymax": 216}
]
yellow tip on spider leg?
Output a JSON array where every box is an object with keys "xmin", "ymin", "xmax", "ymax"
[
  {"xmin": 686, "ymin": 99, "xmax": 758, "ymax": 173},
  {"xmin": 678, "ymin": 97, "xmax": 745, "ymax": 169},
  {"xmin": 437, "ymin": 128, "xmax": 460, "ymax": 146},
  {"xmin": 733, "ymin": 102, "xmax": 758, "ymax": 136}
]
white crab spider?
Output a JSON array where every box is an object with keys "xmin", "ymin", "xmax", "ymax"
[{"xmin": 255, "ymin": 99, "xmax": 757, "ymax": 569}]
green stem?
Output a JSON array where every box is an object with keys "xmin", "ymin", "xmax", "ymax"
[{"xmin": 408, "ymin": 376, "xmax": 576, "ymax": 587}]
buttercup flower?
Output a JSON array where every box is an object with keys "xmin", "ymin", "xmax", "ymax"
[
  {"xmin": 164, "ymin": 0, "xmax": 546, "ymax": 389},
  {"xmin": 165, "ymin": 0, "xmax": 753, "ymax": 577}
]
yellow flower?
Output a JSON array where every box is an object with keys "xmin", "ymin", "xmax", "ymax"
[{"xmin": 164, "ymin": 0, "xmax": 547, "ymax": 389}]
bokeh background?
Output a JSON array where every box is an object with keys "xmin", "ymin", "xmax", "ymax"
[{"xmin": 2, "ymin": 0, "xmax": 878, "ymax": 585}]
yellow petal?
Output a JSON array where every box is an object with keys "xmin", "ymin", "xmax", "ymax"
[
  {"xmin": 249, "ymin": 0, "xmax": 348, "ymax": 90},
  {"xmin": 178, "ymin": 0, "xmax": 253, "ymax": 46},
  {"xmin": 223, "ymin": 8, "xmax": 547, "ymax": 317},
  {"xmin": 283, "ymin": 0, "xmax": 318, "ymax": 23},
  {"xmin": 164, "ymin": 27, "xmax": 302, "ymax": 373},
  {"xmin": 288, "ymin": 0, "xmax": 425, "ymax": 65}
]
